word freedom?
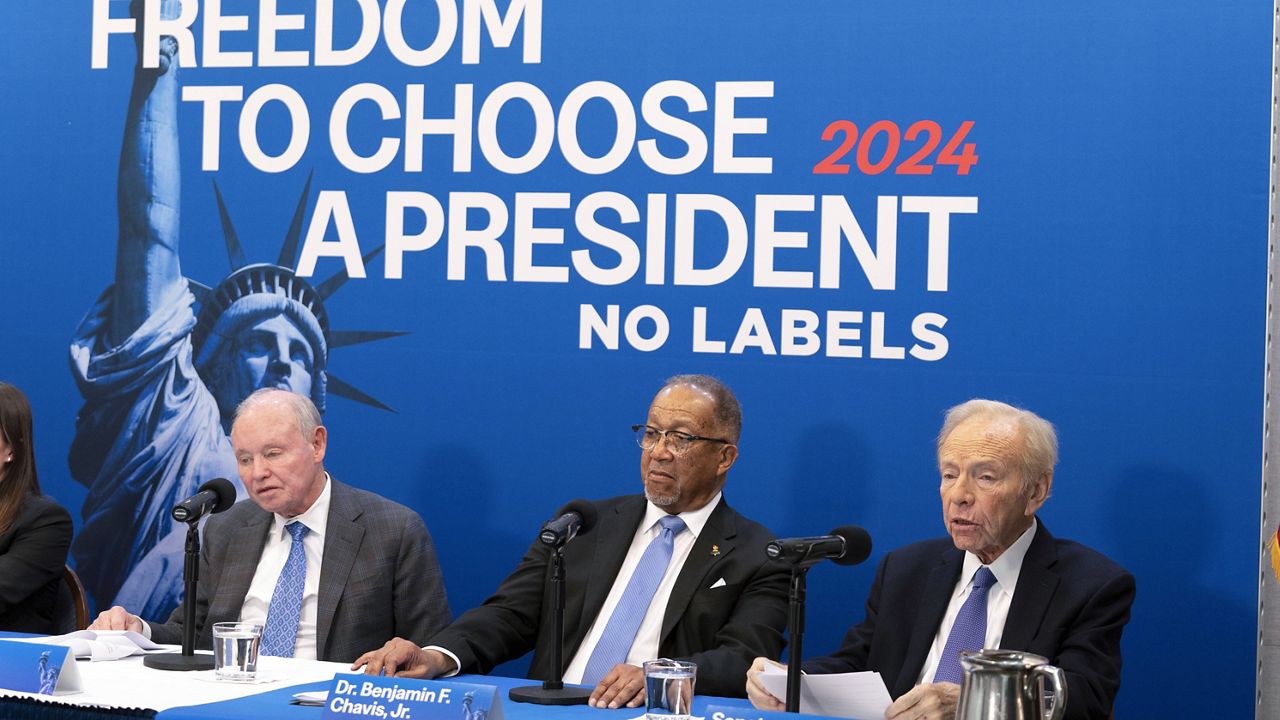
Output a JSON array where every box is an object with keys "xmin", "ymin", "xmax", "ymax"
[{"xmin": 91, "ymin": 0, "xmax": 542, "ymax": 69}]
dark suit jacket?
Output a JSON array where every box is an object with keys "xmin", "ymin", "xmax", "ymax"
[
  {"xmin": 0, "ymin": 494, "xmax": 73, "ymax": 633},
  {"xmin": 803, "ymin": 521, "xmax": 1135, "ymax": 720},
  {"xmin": 428, "ymin": 495, "xmax": 789, "ymax": 697},
  {"xmin": 151, "ymin": 477, "xmax": 451, "ymax": 662}
]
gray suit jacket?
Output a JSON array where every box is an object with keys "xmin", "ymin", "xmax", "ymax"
[{"xmin": 150, "ymin": 477, "xmax": 450, "ymax": 662}]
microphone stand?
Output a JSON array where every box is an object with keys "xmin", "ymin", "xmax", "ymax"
[
  {"xmin": 143, "ymin": 520, "xmax": 214, "ymax": 671},
  {"xmin": 508, "ymin": 545, "xmax": 593, "ymax": 705},
  {"xmin": 785, "ymin": 567, "xmax": 807, "ymax": 713}
]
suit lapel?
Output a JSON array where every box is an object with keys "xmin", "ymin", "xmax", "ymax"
[
  {"xmin": 660, "ymin": 499, "xmax": 736, "ymax": 643},
  {"xmin": 564, "ymin": 497, "xmax": 643, "ymax": 660},
  {"xmin": 210, "ymin": 509, "xmax": 272, "ymax": 624},
  {"xmin": 315, "ymin": 478, "xmax": 364, "ymax": 661},
  {"xmin": 1000, "ymin": 522, "xmax": 1058, "ymax": 652},
  {"xmin": 896, "ymin": 547, "xmax": 963, "ymax": 697}
]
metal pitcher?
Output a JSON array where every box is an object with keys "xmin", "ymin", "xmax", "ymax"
[{"xmin": 955, "ymin": 649, "xmax": 1067, "ymax": 720}]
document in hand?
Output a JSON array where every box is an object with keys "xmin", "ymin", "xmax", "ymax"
[
  {"xmin": 22, "ymin": 630, "xmax": 168, "ymax": 661},
  {"xmin": 757, "ymin": 664, "xmax": 892, "ymax": 720}
]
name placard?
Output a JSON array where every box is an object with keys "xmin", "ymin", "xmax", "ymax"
[
  {"xmin": 322, "ymin": 676, "xmax": 504, "ymax": 720},
  {"xmin": 0, "ymin": 640, "xmax": 82, "ymax": 695},
  {"xmin": 704, "ymin": 704, "xmax": 850, "ymax": 720}
]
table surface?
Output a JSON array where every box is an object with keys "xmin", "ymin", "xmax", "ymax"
[{"xmin": 0, "ymin": 641, "xmax": 754, "ymax": 720}]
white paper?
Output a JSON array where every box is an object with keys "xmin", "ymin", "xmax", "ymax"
[
  {"xmin": 0, "ymin": 653, "xmax": 352, "ymax": 711},
  {"xmin": 292, "ymin": 690, "xmax": 329, "ymax": 706},
  {"xmin": 16, "ymin": 630, "xmax": 167, "ymax": 661},
  {"xmin": 757, "ymin": 664, "xmax": 892, "ymax": 720}
]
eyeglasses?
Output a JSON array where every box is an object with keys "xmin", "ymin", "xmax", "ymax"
[{"xmin": 632, "ymin": 424, "xmax": 733, "ymax": 455}]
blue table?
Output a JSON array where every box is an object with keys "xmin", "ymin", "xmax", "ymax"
[{"xmin": 159, "ymin": 674, "xmax": 755, "ymax": 720}]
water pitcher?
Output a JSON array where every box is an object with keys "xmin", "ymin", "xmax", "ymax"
[{"xmin": 955, "ymin": 649, "xmax": 1066, "ymax": 720}]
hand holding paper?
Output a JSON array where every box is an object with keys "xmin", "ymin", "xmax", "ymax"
[{"xmin": 755, "ymin": 661, "xmax": 892, "ymax": 720}]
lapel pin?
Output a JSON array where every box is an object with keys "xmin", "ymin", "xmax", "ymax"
[{"xmin": 711, "ymin": 545, "xmax": 721, "ymax": 556}]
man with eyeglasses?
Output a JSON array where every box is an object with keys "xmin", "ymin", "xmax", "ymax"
[{"xmin": 354, "ymin": 374, "xmax": 789, "ymax": 708}]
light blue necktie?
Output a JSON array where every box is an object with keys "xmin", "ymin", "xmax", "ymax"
[
  {"xmin": 933, "ymin": 566, "xmax": 996, "ymax": 684},
  {"xmin": 261, "ymin": 522, "xmax": 310, "ymax": 658},
  {"xmin": 581, "ymin": 515, "xmax": 687, "ymax": 685}
]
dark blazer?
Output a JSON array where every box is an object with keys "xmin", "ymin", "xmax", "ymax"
[
  {"xmin": 0, "ymin": 494, "xmax": 73, "ymax": 633},
  {"xmin": 151, "ymin": 477, "xmax": 451, "ymax": 662},
  {"xmin": 803, "ymin": 521, "xmax": 1135, "ymax": 720},
  {"xmin": 428, "ymin": 494, "xmax": 789, "ymax": 697}
]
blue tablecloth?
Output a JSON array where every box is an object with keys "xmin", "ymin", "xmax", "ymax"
[{"xmin": 159, "ymin": 674, "xmax": 755, "ymax": 720}]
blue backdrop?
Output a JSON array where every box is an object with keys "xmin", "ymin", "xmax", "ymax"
[{"xmin": 0, "ymin": 1, "xmax": 1268, "ymax": 716}]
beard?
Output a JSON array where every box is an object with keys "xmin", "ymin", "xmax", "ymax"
[{"xmin": 645, "ymin": 488, "xmax": 680, "ymax": 507}]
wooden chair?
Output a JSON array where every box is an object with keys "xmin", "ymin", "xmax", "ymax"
[{"xmin": 54, "ymin": 564, "xmax": 90, "ymax": 632}]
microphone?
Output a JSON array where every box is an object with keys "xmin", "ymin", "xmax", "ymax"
[
  {"xmin": 512, "ymin": 499, "xmax": 602, "ymax": 704},
  {"xmin": 171, "ymin": 478, "xmax": 236, "ymax": 523},
  {"xmin": 539, "ymin": 499, "xmax": 598, "ymax": 547},
  {"xmin": 767, "ymin": 525, "xmax": 872, "ymax": 567}
]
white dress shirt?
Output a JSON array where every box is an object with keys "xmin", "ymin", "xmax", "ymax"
[
  {"xmin": 429, "ymin": 493, "xmax": 722, "ymax": 682},
  {"xmin": 916, "ymin": 518, "xmax": 1038, "ymax": 684},
  {"xmin": 561, "ymin": 493, "xmax": 721, "ymax": 683},
  {"xmin": 235, "ymin": 476, "xmax": 332, "ymax": 661}
]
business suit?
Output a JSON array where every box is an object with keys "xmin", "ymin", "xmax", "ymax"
[
  {"xmin": 151, "ymin": 477, "xmax": 451, "ymax": 662},
  {"xmin": 803, "ymin": 521, "xmax": 1134, "ymax": 720},
  {"xmin": 429, "ymin": 494, "xmax": 789, "ymax": 697},
  {"xmin": 0, "ymin": 494, "xmax": 73, "ymax": 633}
]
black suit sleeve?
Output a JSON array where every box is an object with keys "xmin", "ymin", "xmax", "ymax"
[
  {"xmin": 1043, "ymin": 569, "xmax": 1135, "ymax": 720},
  {"xmin": 0, "ymin": 497, "xmax": 73, "ymax": 631},
  {"xmin": 426, "ymin": 536, "xmax": 551, "ymax": 674},
  {"xmin": 800, "ymin": 551, "xmax": 887, "ymax": 676}
]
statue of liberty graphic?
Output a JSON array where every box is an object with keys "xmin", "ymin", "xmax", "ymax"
[
  {"xmin": 68, "ymin": 0, "xmax": 397, "ymax": 620},
  {"xmin": 37, "ymin": 652, "xmax": 60, "ymax": 695}
]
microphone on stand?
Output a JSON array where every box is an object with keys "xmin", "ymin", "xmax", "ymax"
[
  {"xmin": 144, "ymin": 478, "xmax": 238, "ymax": 672},
  {"xmin": 768, "ymin": 525, "xmax": 873, "ymax": 712},
  {"xmin": 540, "ymin": 500, "xmax": 597, "ymax": 548},
  {"xmin": 767, "ymin": 525, "xmax": 873, "ymax": 567},
  {"xmin": 171, "ymin": 478, "xmax": 236, "ymax": 523},
  {"xmin": 510, "ymin": 499, "xmax": 598, "ymax": 706}
]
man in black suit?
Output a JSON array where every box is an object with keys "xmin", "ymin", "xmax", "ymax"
[
  {"xmin": 747, "ymin": 399, "xmax": 1135, "ymax": 720},
  {"xmin": 355, "ymin": 375, "xmax": 789, "ymax": 708},
  {"xmin": 90, "ymin": 388, "xmax": 451, "ymax": 662}
]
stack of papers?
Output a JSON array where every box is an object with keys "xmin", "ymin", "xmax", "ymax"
[
  {"xmin": 15, "ymin": 630, "xmax": 168, "ymax": 661},
  {"xmin": 292, "ymin": 691, "xmax": 329, "ymax": 706},
  {"xmin": 756, "ymin": 664, "xmax": 892, "ymax": 720}
]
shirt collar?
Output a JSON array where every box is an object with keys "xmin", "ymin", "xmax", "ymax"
[
  {"xmin": 271, "ymin": 473, "xmax": 332, "ymax": 541},
  {"xmin": 642, "ymin": 491, "xmax": 722, "ymax": 539},
  {"xmin": 959, "ymin": 517, "xmax": 1038, "ymax": 596}
]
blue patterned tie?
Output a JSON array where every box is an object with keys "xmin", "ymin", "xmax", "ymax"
[
  {"xmin": 933, "ymin": 566, "xmax": 996, "ymax": 684},
  {"xmin": 261, "ymin": 522, "xmax": 310, "ymax": 658},
  {"xmin": 581, "ymin": 515, "xmax": 687, "ymax": 685}
]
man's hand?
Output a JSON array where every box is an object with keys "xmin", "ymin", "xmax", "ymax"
[
  {"xmin": 88, "ymin": 606, "xmax": 143, "ymax": 633},
  {"xmin": 351, "ymin": 639, "xmax": 455, "ymax": 678},
  {"xmin": 588, "ymin": 663, "xmax": 646, "ymax": 709},
  {"xmin": 884, "ymin": 682, "xmax": 960, "ymax": 720},
  {"xmin": 745, "ymin": 657, "xmax": 786, "ymax": 711}
]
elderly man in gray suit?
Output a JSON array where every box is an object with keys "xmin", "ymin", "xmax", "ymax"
[{"xmin": 90, "ymin": 388, "xmax": 450, "ymax": 662}]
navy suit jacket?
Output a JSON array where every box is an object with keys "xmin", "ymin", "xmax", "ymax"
[
  {"xmin": 428, "ymin": 494, "xmax": 789, "ymax": 697},
  {"xmin": 803, "ymin": 522, "xmax": 1134, "ymax": 720},
  {"xmin": 151, "ymin": 477, "xmax": 451, "ymax": 662}
]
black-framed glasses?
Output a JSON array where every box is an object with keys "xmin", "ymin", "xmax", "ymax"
[{"xmin": 632, "ymin": 424, "xmax": 732, "ymax": 455}]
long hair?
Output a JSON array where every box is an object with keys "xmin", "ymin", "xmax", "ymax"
[{"xmin": 0, "ymin": 382, "xmax": 42, "ymax": 535}]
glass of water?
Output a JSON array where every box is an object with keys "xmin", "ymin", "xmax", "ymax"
[
  {"xmin": 643, "ymin": 658, "xmax": 696, "ymax": 720},
  {"xmin": 212, "ymin": 622, "xmax": 262, "ymax": 682}
]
